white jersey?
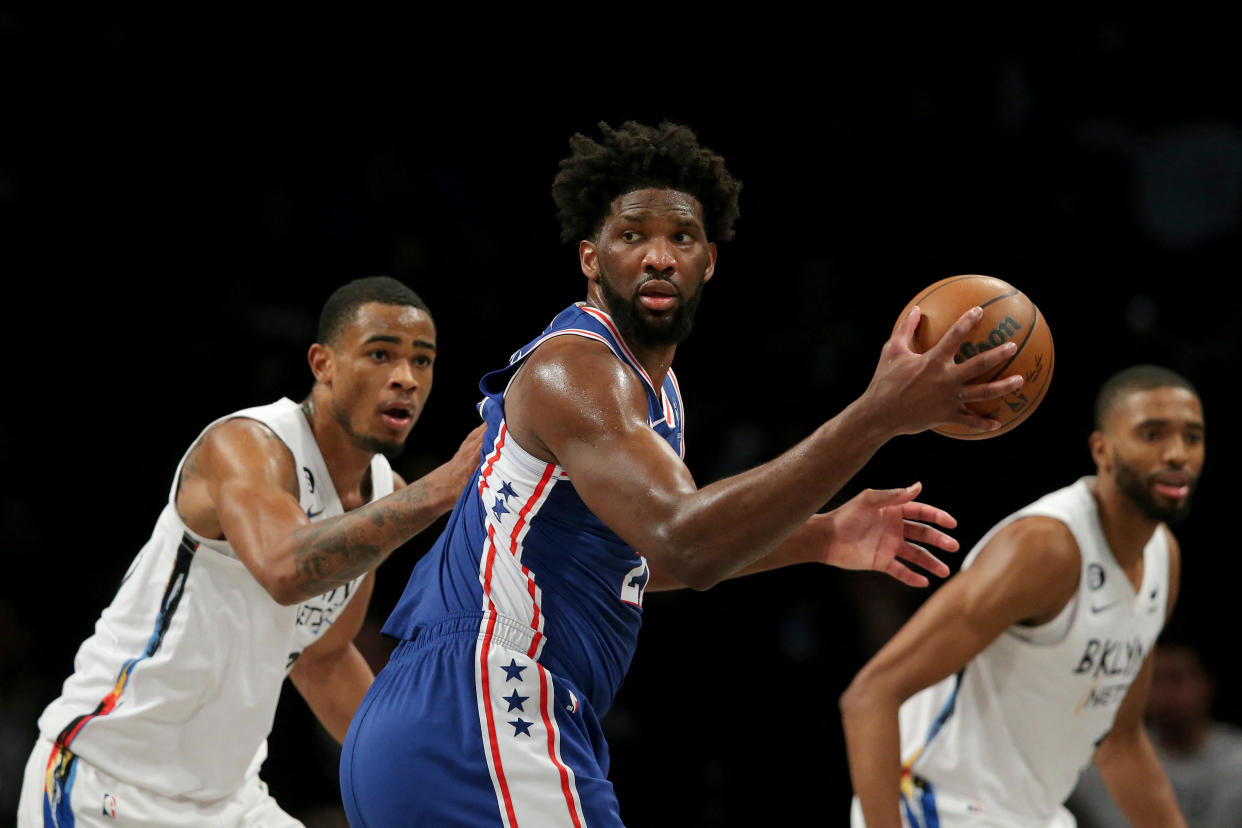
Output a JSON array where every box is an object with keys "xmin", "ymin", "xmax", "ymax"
[
  {"xmin": 35, "ymin": 398, "xmax": 393, "ymax": 802},
  {"xmin": 898, "ymin": 477, "xmax": 1169, "ymax": 825}
]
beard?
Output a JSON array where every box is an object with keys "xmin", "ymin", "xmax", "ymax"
[
  {"xmin": 597, "ymin": 263, "xmax": 706, "ymax": 349},
  {"xmin": 331, "ymin": 399, "xmax": 407, "ymax": 460},
  {"xmin": 1113, "ymin": 452, "xmax": 1195, "ymax": 524}
]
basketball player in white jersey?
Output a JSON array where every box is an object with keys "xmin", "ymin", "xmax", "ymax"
[
  {"xmin": 841, "ymin": 365, "xmax": 1204, "ymax": 827},
  {"xmin": 17, "ymin": 276, "xmax": 484, "ymax": 827}
]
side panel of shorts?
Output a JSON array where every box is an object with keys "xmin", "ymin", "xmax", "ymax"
[
  {"xmin": 17, "ymin": 737, "xmax": 302, "ymax": 828},
  {"xmin": 341, "ymin": 628, "xmax": 623, "ymax": 828}
]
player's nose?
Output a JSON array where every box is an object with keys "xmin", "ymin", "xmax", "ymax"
[
  {"xmin": 1162, "ymin": 436, "xmax": 1189, "ymax": 466},
  {"xmin": 389, "ymin": 360, "xmax": 418, "ymax": 389},
  {"xmin": 641, "ymin": 237, "xmax": 676, "ymax": 272}
]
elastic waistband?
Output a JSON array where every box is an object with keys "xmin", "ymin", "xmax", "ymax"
[{"xmin": 393, "ymin": 612, "xmax": 547, "ymax": 663}]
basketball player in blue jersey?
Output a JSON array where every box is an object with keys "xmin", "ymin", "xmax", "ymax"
[
  {"xmin": 18, "ymin": 277, "xmax": 483, "ymax": 827},
  {"xmin": 841, "ymin": 365, "xmax": 1203, "ymax": 827},
  {"xmin": 340, "ymin": 122, "xmax": 1027, "ymax": 827}
]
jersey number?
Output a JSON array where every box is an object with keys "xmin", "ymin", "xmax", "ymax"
[{"xmin": 620, "ymin": 558, "xmax": 650, "ymax": 608}]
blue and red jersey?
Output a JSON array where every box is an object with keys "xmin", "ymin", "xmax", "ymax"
[{"xmin": 382, "ymin": 303, "xmax": 685, "ymax": 716}]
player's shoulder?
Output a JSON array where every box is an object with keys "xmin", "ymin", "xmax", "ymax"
[
  {"xmin": 200, "ymin": 415, "xmax": 285, "ymax": 452},
  {"xmin": 961, "ymin": 515, "xmax": 1081, "ymax": 623},
  {"xmin": 976, "ymin": 515, "xmax": 1081, "ymax": 582},
  {"xmin": 518, "ymin": 334, "xmax": 647, "ymax": 409},
  {"xmin": 193, "ymin": 416, "xmax": 297, "ymax": 480}
]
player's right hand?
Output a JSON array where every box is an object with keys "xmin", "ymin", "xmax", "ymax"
[{"xmin": 861, "ymin": 306, "xmax": 1024, "ymax": 437}]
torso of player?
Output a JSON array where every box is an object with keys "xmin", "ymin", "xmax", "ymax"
[
  {"xmin": 899, "ymin": 477, "xmax": 1169, "ymax": 822},
  {"xmin": 383, "ymin": 303, "xmax": 684, "ymax": 716},
  {"xmin": 36, "ymin": 398, "xmax": 393, "ymax": 801}
]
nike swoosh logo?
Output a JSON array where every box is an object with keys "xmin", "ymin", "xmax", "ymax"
[
  {"xmin": 1090, "ymin": 600, "xmax": 1123, "ymax": 614},
  {"xmin": 306, "ymin": 507, "xmax": 324, "ymax": 518}
]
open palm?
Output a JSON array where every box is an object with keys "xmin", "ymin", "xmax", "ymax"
[{"xmin": 823, "ymin": 483, "xmax": 960, "ymax": 587}]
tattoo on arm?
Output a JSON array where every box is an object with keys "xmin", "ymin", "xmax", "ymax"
[{"xmin": 289, "ymin": 479, "xmax": 438, "ymax": 599}]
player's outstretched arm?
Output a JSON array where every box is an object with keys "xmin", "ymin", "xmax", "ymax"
[
  {"xmin": 648, "ymin": 483, "xmax": 960, "ymax": 591},
  {"xmin": 506, "ymin": 307, "xmax": 1021, "ymax": 591},
  {"xmin": 1092, "ymin": 531, "xmax": 1187, "ymax": 828},
  {"xmin": 288, "ymin": 570, "xmax": 376, "ymax": 743},
  {"xmin": 182, "ymin": 419, "xmax": 485, "ymax": 605},
  {"xmin": 839, "ymin": 517, "xmax": 1080, "ymax": 828}
]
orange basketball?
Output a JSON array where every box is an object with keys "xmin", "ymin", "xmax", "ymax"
[{"xmin": 895, "ymin": 274, "xmax": 1054, "ymax": 440}]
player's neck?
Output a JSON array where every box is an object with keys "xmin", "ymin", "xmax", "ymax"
[
  {"xmin": 300, "ymin": 395, "xmax": 376, "ymax": 506},
  {"xmin": 627, "ymin": 341, "xmax": 676, "ymax": 390},
  {"xmin": 1091, "ymin": 477, "xmax": 1160, "ymax": 574}
]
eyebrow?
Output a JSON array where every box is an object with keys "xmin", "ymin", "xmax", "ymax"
[
  {"xmin": 362, "ymin": 334, "xmax": 437, "ymax": 350},
  {"xmin": 1134, "ymin": 418, "xmax": 1204, "ymax": 430}
]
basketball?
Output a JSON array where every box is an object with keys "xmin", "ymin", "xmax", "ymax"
[{"xmin": 895, "ymin": 274, "xmax": 1054, "ymax": 440}]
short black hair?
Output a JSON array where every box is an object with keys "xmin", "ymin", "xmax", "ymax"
[
  {"xmin": 1094, "ymin": 365, "xmax": 1199, "ymax": 430},
  {"xmin": 317, "ymin": 276, "xmax": 430, "ymax": 347},
  {"xmin": 551, "ymin": 121, "xmax": 742, "ymax": 244}
]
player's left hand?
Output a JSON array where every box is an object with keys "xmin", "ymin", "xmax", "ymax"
[{"xmin": 821, "ymin": 482, "xmax": 958, "ymax": 587}]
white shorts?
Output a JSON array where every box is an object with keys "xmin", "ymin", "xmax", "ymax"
[
  {"xmin": 17, "ymin": 737, "xmax": 304, "ymax": 828},
  {"xmin": 850, "ymin": 787, "xmax": 1077, "ymax": 828}
]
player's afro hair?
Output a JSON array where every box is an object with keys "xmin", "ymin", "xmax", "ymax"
[
  {"xmin": 317, "ymin": 276, "xmax": 431, "ymax": 347},
  {"xmin": 1093, "ymin": 364, "xmax": 1199, "ymax": 431},
  {"xmin": 551, "ymin": 121, "xmax": 742, "ymax": 244}
]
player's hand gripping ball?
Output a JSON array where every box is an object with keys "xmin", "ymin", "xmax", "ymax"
[{"xmin": 896, "ymin": 274, "xmax": 1054, "ymax": 439}]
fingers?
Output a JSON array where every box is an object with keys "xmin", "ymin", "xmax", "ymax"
[
  {"xmin": 899, "ymin": 500, "xmax": 958, "ymax": 530},
  {"xmin": 925, "ymin": 306, "xmax": 983, "ymax": 360},
  {"xmin": 895, "ymin": 542, "xmax": 951, "ymax": 578},
  {"xmin": 959, "ymin": 374, "xmax": 1024, "ymax": 402},
  {"xmin": 902, "ymin": 519, "xmax": 959, "ymax": 553},
  {"xmin": 891, "ymin": 306, "xmax": 923, "ymax": 350},
  {"xmin": 861, "ymin": 482, "xmax": 923, "ymax": 508},
  {"xmin": 884, "ymin": 559, "xmax": 930, "ymax": 588},
  {"xmin": 951, "ymin": 341, "xmax": 1020, "ymax": 382}
]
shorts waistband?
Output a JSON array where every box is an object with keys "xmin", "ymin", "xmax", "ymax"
[{"xmin": 394, "ymin": 612, "xmax": 546, "ymax": 661}]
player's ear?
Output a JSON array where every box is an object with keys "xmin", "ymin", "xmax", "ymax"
[
  {"xmin": 702, "ymin": 242, "xmax": 718, "ymax": 284},
  {"xmin": 308, "ymin": 343, "xmax": 334, "ymax": 384},
  {"xmin": 580, "ymin": 240, "xmax": 599, "ymax": 282},
  {"xmin": 1089, "ymin": 430, "xmax": 1110, "ymax": 473}
]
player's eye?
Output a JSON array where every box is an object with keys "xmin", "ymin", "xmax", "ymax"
[
  {"xmin": 621, "ymin": 230, "xmax": 641, "ymax": 242},
  {"xmin": 369, "ymin": 350, "xmax": 388, "ymax": 362},
  {"xmin": 414, "ymin": 355, "xmax": 434, "ymax": 368}
]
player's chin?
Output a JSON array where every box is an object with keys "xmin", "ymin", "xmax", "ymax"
[{"xmin": 360, "ymin": 431, "xmax": 409, "ymax": 460}]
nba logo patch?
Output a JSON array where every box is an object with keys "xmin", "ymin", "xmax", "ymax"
[{"xmin": 102, "ymin": 793, "xmax": 117, "ymax": 818}]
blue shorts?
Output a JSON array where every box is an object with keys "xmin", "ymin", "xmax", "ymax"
[{"xmin": 341, "ymin": 613, "xmax": 623, "ymax": 827}]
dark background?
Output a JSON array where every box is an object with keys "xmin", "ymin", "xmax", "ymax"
[{"xmin": 3, "ymin": 13, "xmax": 1239, "ymax": 825}]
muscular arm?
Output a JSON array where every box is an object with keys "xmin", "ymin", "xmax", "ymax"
[
  {"xmin": 647, "ymin": 488, "xmax": 960, "ymax": 591},
  {"xmin": 838, "ymin": 517, "xmax": 1081, "ymax": 828},
  {"xmin": 1092, "ymin": 530, "xmax": 1187, "ymax": 828},
  {"xmin": 506, "ymin": 307, "xmax": 1020, "ymax": 590},
  {"xmin": 288, "ymin": 571, "xmax": 376, "ymax": 743},
  {"xmin": 180, "ymin": 418, "xmax": 483, "ymax": 605}
]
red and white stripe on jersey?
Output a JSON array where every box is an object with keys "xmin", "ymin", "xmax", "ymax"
[
  {"xmin": 663, "ymin": 367, "xmax": 683, "ymax": 454},
  {"xmin": 476, "ymin": 424, "xmax": 566, "ymax": 659},
  {"xmin": 473, "ymin": 427, "xmax": 585, "ymax": 827}
]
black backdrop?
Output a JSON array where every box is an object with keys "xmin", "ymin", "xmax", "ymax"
[{"xmin": 3, "ymin": 14, "xmax": 1239, "ymax": 825}]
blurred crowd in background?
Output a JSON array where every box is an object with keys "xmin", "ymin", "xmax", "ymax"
[{"xmin": 2, "ymin": 13, "xmax": 1240, "ymax": 826}]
